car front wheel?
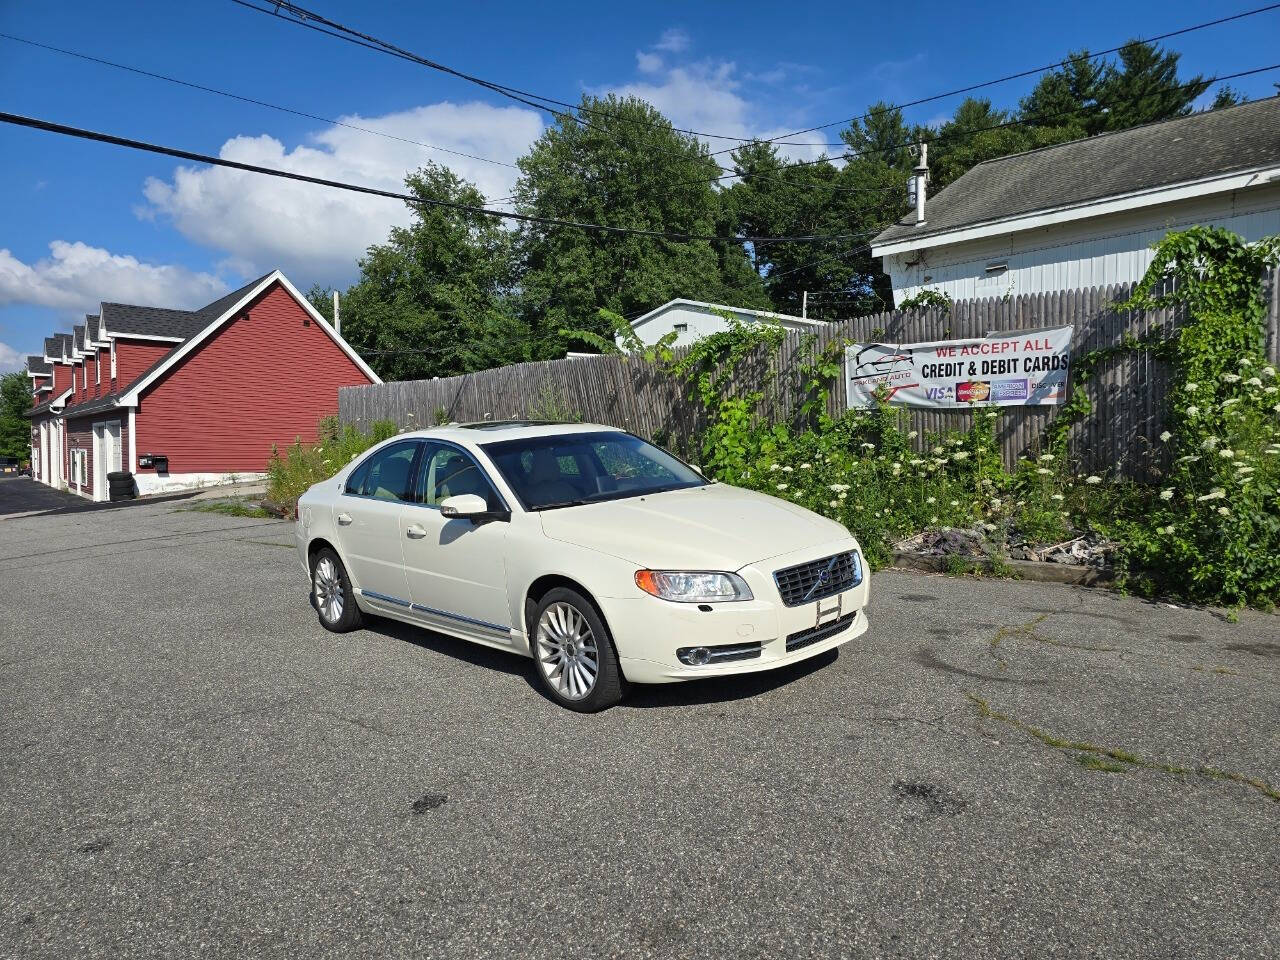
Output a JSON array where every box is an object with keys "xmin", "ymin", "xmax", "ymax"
[
  {"xmin": 532, "ymin": 588, "xmax": 627, "ymax": 712},
  {"xmin": 311, "ymin": 547, "xmax": 364, "ymax": 633}
]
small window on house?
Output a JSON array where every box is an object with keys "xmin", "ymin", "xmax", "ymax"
[{"xmin": 673, "ymin": 323, "xmax": 689, "ymax": 333}]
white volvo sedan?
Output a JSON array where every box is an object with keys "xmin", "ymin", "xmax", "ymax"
[{"xmin": 295, "ymin": 422, "xmax": 870, "ymax": 711}]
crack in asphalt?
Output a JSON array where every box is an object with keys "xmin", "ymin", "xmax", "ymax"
[{"xmin": 968, "ymin": 694, "xmax": 1280, "ymax": 803}]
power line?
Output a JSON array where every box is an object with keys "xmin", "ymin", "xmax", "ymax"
[
  {"xmin": 0, "ymin": 32, "xmax": 520, "ymax": 176},
  {"xmin": 714, "ymin": 59, "xmax": 1280, "ymax": 184},
  {"xmin": 0, "ymin": 110, "xmax": 877, "ymax": 245},
  {"xmin": 226, "ymin": 0, "xmax": 764, "ymax": 145},
  {"xmin": 708, "ymin": 1, "xmax": 1280, "ymax": 155},
  {"xmin": 221, "ymin": 0, "xmax": 868, "ymax": 200}
]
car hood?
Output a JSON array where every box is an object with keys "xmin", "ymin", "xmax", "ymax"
[{"xmin": 537, "ymin": 483, "xmax": 851, "ymax": 569}]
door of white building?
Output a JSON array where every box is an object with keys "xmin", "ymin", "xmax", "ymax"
[
  {"xmin": 93, "ymin": 421, "xmax": 122, "ymax": 502},
  {"xmin": 50, "ymin": 422, "xmax": 63, "ymax": 488}
]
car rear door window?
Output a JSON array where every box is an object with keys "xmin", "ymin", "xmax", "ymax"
[{"xmin": 346, "ymin": 442, "xmax": 420, "ymax": 501}]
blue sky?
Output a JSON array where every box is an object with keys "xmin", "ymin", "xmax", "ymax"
[{"xmin": 2, "ymin": 0, "xmax": 1278, "ymax": 369}]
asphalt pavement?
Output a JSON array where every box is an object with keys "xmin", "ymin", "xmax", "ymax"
[{"xmin": 1, "ymin": 476, "xmax": 1277, "ymax": 959}]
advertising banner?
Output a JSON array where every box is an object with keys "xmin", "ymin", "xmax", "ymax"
[{"xmin": 845, "ymin": 326, "xmax": 1073, "ymax": 409}]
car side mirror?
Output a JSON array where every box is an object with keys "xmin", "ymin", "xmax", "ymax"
[{"xmin": 439, "ymin": 493, "xmax": 508, "ymax": 523}]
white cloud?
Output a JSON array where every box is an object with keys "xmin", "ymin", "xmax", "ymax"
[
  {"xmin": 0, "ymin": 241, "xmax": 228, "ymax": 314},
  {"xmin": 636, "ymin": 51, "xmax": 663, "ymax": 74},
  {"xmin": 654, "ymin": 28, "xmax": 690, "ymax": 53},
  {"xmin": 0, "ymin": 342, "xmax": 23, "ymax": 373},
  {"xmin": 602, "ymin": 59, "xmax": 832, "ymax": 165},
  {"xmin": 142, "ymin": 101, "xmax": 544, "ymax": 283}
]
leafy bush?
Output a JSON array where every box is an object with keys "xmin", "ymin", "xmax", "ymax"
[
  {"xmin": 675, "ymin": 226, "xmax": 1280, "ymax": 609},
  {"xmin": 1102, "ymin": 228, "xmax": 1280, "ymax": 607},
  {"xmin": 265, "ymin": 418, "xmax": 397, "ymax": 514}
]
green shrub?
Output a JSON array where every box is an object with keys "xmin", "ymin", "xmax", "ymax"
[{"xmin": 266, "ymin": 418, "xmax": 397, "ymax": 514}]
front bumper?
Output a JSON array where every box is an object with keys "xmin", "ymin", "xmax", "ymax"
[{"xmin": 600, "ymin": 539, "xmax": 870, "ymax": 684}]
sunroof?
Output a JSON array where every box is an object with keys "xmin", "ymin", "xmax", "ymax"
[{"xmin": 456, "ymin": 419, "xmax": 562, "ymax": 430}]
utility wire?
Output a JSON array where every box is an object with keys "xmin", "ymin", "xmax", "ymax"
[
  {"xmin": 0, "ymin": 32, "xmax": 520, "ymax": 174},
  {"xmin": 227, "ymin": 0, "xmax": 764, "ymax": 144},
  {"xmin": 221, "ymin": 0, "xmax": 878, "ymax": 199},
  {"xmin": 707, "ymin": 1, "xmax": 1280, "ymax": 155},
  {"xmin": 715, "ymin": 60, "xmax": 1280, "ymax": 183},
  {"xmin": 0, "ymin": 110, "xmax": 877, "ymax": 245}
]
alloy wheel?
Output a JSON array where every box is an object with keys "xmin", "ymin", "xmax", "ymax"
[
  {"xmin": 313, "ymin": 557, "xmax": 344, "ymax": 624},
  {"xmin": 536, "ymin": 602, "xmax": 599, "ymax": 700}
]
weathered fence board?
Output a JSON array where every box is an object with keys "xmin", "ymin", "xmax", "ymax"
[{"xmin": 339, "ymin": 271, "xmax": 1280, "ymax": 479}]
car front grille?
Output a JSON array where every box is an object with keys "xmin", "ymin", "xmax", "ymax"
[
  {"xmin": 786, "ymin": 612, "xmax": 857, "ymax": 652},
  {"xmin": 773, "ymin": 550, "xmax": 862, "ymax": 607}
]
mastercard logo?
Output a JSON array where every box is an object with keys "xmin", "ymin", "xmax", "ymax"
[{"xmin": 963, "ymin": 381, "xmax": 990, "ymax": 401}]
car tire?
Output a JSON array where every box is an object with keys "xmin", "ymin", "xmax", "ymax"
[
  {"xmin": 106, "ymin": 470, "xmax": 132, "ymax": 482},
  {"xmin": 310, "ymin": 547, "xmax": 364, "ymax": 633},
  {"xmin": 531, "ymin": 587, "xmax": 627, "ymax": 712}
]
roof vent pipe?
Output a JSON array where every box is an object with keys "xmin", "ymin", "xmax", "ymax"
[
  {"xmin": 333, "ymin": 290, "xmax": 341, "ymax": 335},
  {"xmin": 913, "ymin": 142, "xmax": 929, "ymax": 226}
]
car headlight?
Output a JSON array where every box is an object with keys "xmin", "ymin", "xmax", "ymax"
[{"xmin": 634, "ymin": 570, "xmax": 754, "ymax": 602}]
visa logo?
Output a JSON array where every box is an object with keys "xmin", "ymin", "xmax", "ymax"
[{"xmin": 925, "ymin": 387, "xmax": 954, "ymax": 400}]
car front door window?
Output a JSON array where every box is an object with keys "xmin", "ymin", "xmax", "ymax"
[{"xmin": 402, "ymin": 443, "xmax": 512, "ymax": 641}]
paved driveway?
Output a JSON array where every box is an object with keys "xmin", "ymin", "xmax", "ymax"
[{"xmin": 1, "ymin": 495, "xmax": 1277, "ymax": 959}]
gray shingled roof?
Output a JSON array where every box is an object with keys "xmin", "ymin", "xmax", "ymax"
[
  {"xmin": 86, "ymin": 314, "xmax": 101, "ymax": 341},
  {"xmin": 73, "ymin": 325, "xmax": 86, "ymax": 352},
  {"xmin": 194, "ymin": 272, "xmax": 275, "ymax": 322},
  {"xmin": 42, "ymin": 338, "xmax": 60, "ymax": 359},
  {"xmin": 874, "ymin": 97, "xmax": 1280, "ymax": 247},
  {"xmin": 27, "ymin": 356, "xmax": 51, "ymax": 376},
  {"xmin": 31, "ymin": 272, "xmax": 283, "ymax": 419},
  {"xmin": 100, "ymin": 302, "xmax": 206, "ymax": 340}
]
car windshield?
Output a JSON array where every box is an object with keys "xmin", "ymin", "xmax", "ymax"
[{"xmin": 481, "ymin": 431, "xmax": 707, "ymax": 511}]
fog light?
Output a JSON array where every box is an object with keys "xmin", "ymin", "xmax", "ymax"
[{"xmin": 677, "ymin": 646, "xmax": 712, "ymax": 666}]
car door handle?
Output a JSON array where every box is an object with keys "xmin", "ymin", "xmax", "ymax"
[
  {"xmin": 405, "ymin": 524, "xmax": 427, "ymax": 539},
  {"xmin": 336, "ymin": 513, "xmax": 353, "ymax": 526}
]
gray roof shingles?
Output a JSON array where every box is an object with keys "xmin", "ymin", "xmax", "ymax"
[
  {"xmin": 32, "ymin": 273, "xmax": 280, "ymax": 419},
  {"xmin": 28, "ymin": 272, "xmax": 279, "ymax": 419},
  {"xmin": 874, "ymin": 97, "xmax": 1280, "ymax": 247},
  {"xmin": 27, "ymin": 356, "xmax": 51, "ymax": 375}
]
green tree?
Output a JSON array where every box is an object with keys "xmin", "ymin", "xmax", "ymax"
[
  {"xmin": 324, "ymin": 162, "xmax": 529, "ymax": 381},
  {"xmin": 514, "ymin": 94, "xmax": 767, "ymax": 350},
  {"xmin": 1019, "ymin": 50, "xmax": 1107, "ymax": 137},
  {"xmin": 1210, "ymin": 85, "xmax": 1247, "ymax": 110},
  {"xmin": 1097, "ymin": 41, "xmax": 1208, "ymax": 131},
  {"xmin": 723, "ymin": 102, "xmax": 913, "ymax": 318},
  {"xmin": 0, "ymin": 371, "xmax": 32, "ymax": 461}
]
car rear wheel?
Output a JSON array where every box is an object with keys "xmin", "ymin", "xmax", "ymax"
[
  {"xmin": 311, "ymin": 547, "xmax": 363, "ymax": 633},
  {"xmin": 532, "ymin": 588, "xmax": 627, "ymax": 712}
]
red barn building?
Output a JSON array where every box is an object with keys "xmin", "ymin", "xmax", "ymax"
[{"xmin": 26, "ymin": 271, "xmax": 380, "ymax": 500}]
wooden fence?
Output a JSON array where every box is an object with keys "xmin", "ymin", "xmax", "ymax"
[{"xmin": 339, "ymin": 271, "xmax": 1280, "ymax": 479}]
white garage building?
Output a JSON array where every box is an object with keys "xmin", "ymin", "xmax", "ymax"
[
  {"xmin": 624, "ymin": 299, "xmax": 825, "ymax": 348},
  {"xmin": 871, "ymin": 97, "xmax": 1280, "ymax": 306}
]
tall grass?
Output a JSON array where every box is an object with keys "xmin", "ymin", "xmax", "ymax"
[{"xmin": 266, "ymin": 416, "xmax": 398, "ymax": 514}]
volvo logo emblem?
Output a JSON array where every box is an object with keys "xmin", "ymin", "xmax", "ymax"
[{"xmin": 802, "ymin": 556, "xmax": 841, "ymax": 603}]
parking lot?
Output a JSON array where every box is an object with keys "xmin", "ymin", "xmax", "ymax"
[{"xmin": 1, "ymin": 476, "xmax": 1277, "ymax": 959}]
